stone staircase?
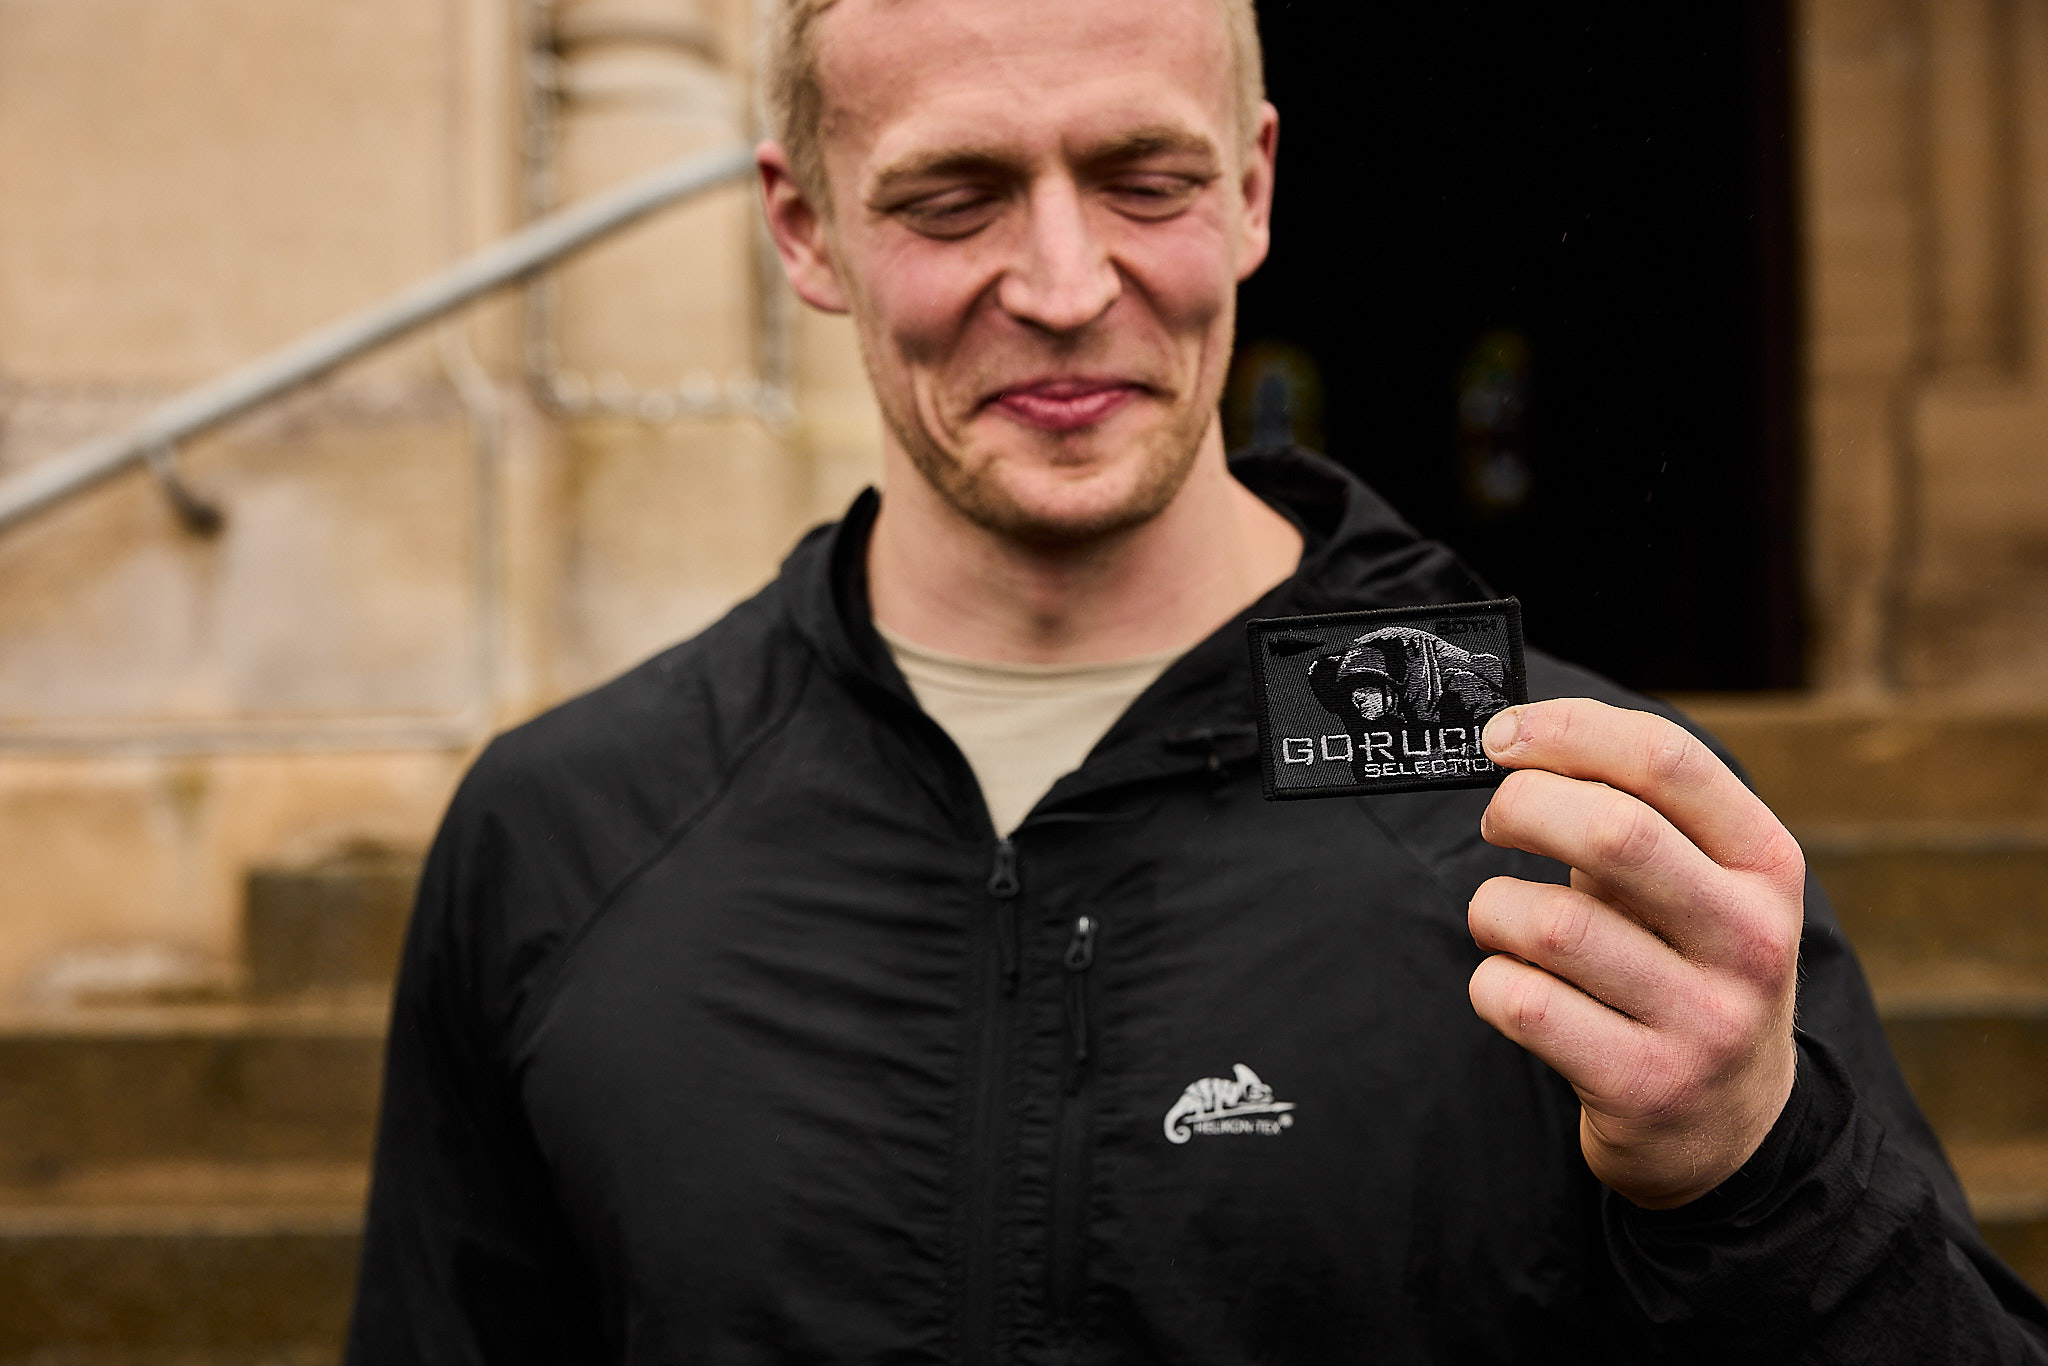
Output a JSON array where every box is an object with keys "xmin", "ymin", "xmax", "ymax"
[
  {"xmin": 1693, "ymin": 701, "xmax": 2048, "ymax": 1293},
  {"xmin": 0, "ymin": 853, "xmax": 409, "ymax": 1365},
  {"xmin": 1810, "ymin": 825, "xmax": 2048, "ymax": 1286},
  {"xmin": 2, "ymin": 705, "xmax": 2046, "ymax": 1360}
]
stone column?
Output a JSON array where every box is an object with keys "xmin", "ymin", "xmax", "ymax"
[
  {"xmin": 545, "ymin": 0, "xmax": 754, "ymax": 386},
  {"xmin": 1926, "ymin": 0, "xmax": 2022, "ymax": 375},
  {"xmin": 1904, "ymin": 0, "xmax": 2048, "ymax": 696},
  {"xmin": 1799, "ymin": 0, "xmax": 1925, "ymax": 694},
  {"xmin": 539, "ymin": 0, "xmax": 817, "ymax": 692}
]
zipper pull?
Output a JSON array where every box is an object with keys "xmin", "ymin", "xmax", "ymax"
[
  {"xmin": 1063, "ymin": 915, "xmax": 1097, "ymax": 1089},
  {"xmin": 987, "ymin": 839, "xmax": 1020, "ymax": 897},
  {"xmin": 989, "ymin": 839, "xmax": 1021, "ymax": 994},
  {"xmin": 1063, "ymin": 915, "xmax": 1097, "ymax": 972}
]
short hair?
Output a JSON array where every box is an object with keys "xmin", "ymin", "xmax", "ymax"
[{"xmin": 762, "ymin": 0, "xmax": 1267, "ymax": 210}]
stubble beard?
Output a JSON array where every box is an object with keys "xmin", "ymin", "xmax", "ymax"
[{"xmin": 889, "ymin": 400, "xmax": 1211, "ymax": 549}]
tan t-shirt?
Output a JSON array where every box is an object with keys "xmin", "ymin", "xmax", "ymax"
[{"xmin": 879, "ymin": 625, "xmax": 1182, "ymax": 835}]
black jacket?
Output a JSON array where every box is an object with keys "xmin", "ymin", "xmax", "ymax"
[{"xmin": 348, "ymin": 448, "xmax": 2048, "ymax": 1364}]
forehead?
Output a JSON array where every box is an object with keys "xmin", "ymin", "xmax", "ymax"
[{"xmin": 813, "ymin": 0, "xmax": 1237, "ymax": 180}]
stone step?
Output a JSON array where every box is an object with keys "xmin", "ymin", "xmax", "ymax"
[
  {"xmin": 1950, "ymin": 1140, "xmax": 2048, "ymax": 1299},
  {"xmin": 0, "ymin": 1001, "xmax": 385, "ymax": 1179},
  {"xmin": 245, "ymin": 851, "xmax": 419, "ymax": 998},
  {"xmin": 0, "ymin": 1161, "xmax": 363, "ymax": 1365},
  {"xmin": 1805, "ymin": 824, "xmax": 2048, "ymax": 997},
  {"xmin": 1883, "ymin": 993, "xmax": 2048, "ymax": 1142},
  {"xmin": 1676, "ymin": 699, "xmax": 2048, "ymax": 825}
]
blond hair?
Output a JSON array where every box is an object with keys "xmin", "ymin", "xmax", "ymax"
[{"xmin": 762, "ymin": 0, "xmax": 1266, "ymax": 208}]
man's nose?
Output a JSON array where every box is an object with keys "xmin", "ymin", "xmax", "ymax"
[{"xmin": 996, "ymin": 180, "xmax": 1120, "ymax": 334}]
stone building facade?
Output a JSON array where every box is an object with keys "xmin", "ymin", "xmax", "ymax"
[{"xmin": 0, "ymin": 0, "xmax": 881, "ymax": 999}]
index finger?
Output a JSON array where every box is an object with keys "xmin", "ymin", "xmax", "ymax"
[{"xmin": 1480, "ymin": 698, "xmax": 1801, "ymax": 881}]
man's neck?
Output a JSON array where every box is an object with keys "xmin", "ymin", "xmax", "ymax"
[{"xmin": 867, "ymin": 435, "xmax": 1304, "ymax": 666}]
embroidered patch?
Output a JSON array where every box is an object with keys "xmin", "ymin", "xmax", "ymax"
[
  {"xmin": 1247, "ymin": 598, "xmax": 1528, "ymax": 800},
  {"xmin": 1163, "ymin": 1064, "xmax": 1296, "ymax": 1143}
]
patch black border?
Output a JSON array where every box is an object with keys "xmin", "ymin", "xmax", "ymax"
[{"xmin": 1247, "ymin": 597, "xmax": 1529, "ymax": 801}]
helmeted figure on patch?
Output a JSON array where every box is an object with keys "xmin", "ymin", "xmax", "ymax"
[
  {"xmin": 1306, "ymin": 625, "xmax": 1511, "ymax": 730},
  {"xmin": 1302, "ymin": 624, "xmax": 1513, "ymax": 787}
]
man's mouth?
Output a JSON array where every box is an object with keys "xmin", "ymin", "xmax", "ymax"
[{"xmin": 984, "ymin": 377, "xmax": 1145, "ymax": 434}]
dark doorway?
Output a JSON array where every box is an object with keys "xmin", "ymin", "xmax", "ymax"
[{"xmin": 1234, "ymin": 1, "xmax": 1801, "ymax": 692}]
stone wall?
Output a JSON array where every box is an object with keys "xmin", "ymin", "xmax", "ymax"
[{"xmin": 0, "ymin": 0, "xmax": 878, "ymax": 998}]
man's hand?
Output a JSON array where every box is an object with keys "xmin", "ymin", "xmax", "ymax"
[{"xmin": 1467, "ymin": 698, "xmax": 1805, "ymax": 1210}]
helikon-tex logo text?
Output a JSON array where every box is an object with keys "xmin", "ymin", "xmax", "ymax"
[{"xmin": 1163, "ymin": 1064, "xmax": 1296, "ymax": 1144}]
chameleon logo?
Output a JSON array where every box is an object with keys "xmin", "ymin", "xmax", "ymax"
[{"xmin": 1162, "ymin": 1064, "xmax": 1296, "ymax": 1144}]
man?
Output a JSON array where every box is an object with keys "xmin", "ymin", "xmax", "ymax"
[
  {"xmin": 347, "ymin": 0, "xmax": 2048, "ymax": 1360},
  {"xmin": 1307, "ymin": 626, "xmax": 1511, "ymax": 726}
]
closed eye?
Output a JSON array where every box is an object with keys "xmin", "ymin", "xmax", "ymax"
[
  {"xmin": 886, "ymin": 186, "xmax": 1006, "ymax": 239},
  {"xmin": 1102, "ymin": 173, "xmax": 1209, "ymax": 220}
]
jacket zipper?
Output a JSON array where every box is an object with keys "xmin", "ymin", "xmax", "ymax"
[
  {"xmin": 1061, "ymin": 915, "xmax": 1096, "ymax": 1090},
  {"xmin": 989, "ymin": 839, "xmax": 1021, "ymax": 995},
  {"xmin": 964, "ymin": 837, "xmax": 1022, "ymax": 1363},
  {"xmin": 1049, "ymin": 913, "xmax": 1098, "ymax": 1331}
]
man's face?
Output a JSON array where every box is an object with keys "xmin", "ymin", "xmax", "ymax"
[
  {"xmin": 782, "ymin": 0, "xmax": 1276, "ymax": 543},
  {"xmin": 1350, "ymin": 681, "xmax": 1393, "ymax": 722}
]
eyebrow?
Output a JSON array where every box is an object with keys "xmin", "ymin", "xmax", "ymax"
[
  {"xmin": 868, "ymin": 146, "xmax": 1025, "ymax": 202},
  {"xmin": 866, "ymin": 124, "xmax": 1222, "ymax": 203},
  {"xmin": 1080, "ymin": 125, "xmax": 1221, "ymax": 170}
]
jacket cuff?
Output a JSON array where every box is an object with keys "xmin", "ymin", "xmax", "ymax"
[{"xmin": 1600, "ymin": 1031, "xmax": 1902, "ymax": 1351}]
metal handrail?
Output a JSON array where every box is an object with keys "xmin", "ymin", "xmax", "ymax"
[{"xmin": 0, "ymin": 143, "xmax": 757, "ymax": 536}]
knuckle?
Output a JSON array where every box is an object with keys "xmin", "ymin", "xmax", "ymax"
[
  {"xmin": 1695, "ymin": 1001, "xmax": 1752, "ymax": 1065},
  {"xmin": 1540, "ymin": 891, "xmax": 1596, "ymax": 961},
  {"xmin": 1593, "ymin": 797, "xmax": 1662, "ymax": 871},
  {"xmin": 1643, "ymin": 724, "xmax": 1707, "ymax": 790},
  {"xmin": 1533, "ymin": 700, "xmax": 1579, "ymax": 752},
  {"xmin": 1683, "ymin": 987, "xmax": 1768, "ymax": 1075},
  {"xmin": 1729, "ymin": 912, "xmax": 1801, "ymax": 985},
  {"xmin": 1751, "ymin": 827, "xmax": 1807, "ymax": 891},
  {"xmin": 1505, "ymin": 970, "xmax": 1554, "ymax": 1036}
]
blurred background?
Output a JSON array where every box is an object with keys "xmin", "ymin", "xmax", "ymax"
[{"xmin": 0, "ymin": 0, "xmax": 2044, "ymax": 1358}]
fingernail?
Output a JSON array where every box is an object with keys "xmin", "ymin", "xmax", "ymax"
[{"xmin": 1482, "ymin": 708, "xmax": 1518, "ymax": 757}]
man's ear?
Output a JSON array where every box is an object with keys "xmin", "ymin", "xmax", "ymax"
[
  {"xmin": 758, "ymin": 141, "xmax": 851, "ymax": 314},
  {"xmin": 1234, "ymin": 102, "xmax": 1280, "ymax": 283}
]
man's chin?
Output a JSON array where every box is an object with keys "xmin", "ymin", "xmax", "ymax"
[
  {"xmin": 889, "ymin": 396, "xmax": 1210, "ymax": 547},
  {"xmin": 932, "ymin": 458, "xmax": 1190, "ymax": 547}
]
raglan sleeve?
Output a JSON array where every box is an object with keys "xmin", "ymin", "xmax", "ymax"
[
  {"xmin": 1600, "ymin": 864, "xmax": 2048, "ymax": 1363},
  {"xmin": 343, "ymin": 770, "xmax": 605, "ymax": 1366}
]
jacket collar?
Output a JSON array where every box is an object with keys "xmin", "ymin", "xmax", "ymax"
[{"xmin": 781, "ymin": 445, "xmax": 1495, "ymax": 799}]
